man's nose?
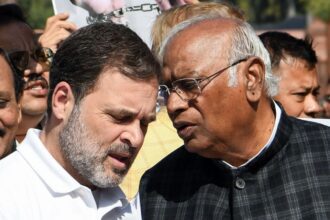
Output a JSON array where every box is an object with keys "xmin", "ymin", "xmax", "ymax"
[
  {"xmin": 304, "ymin": 95, "xmax": 323, "ymax": 117},
  {"xmin": 24, "ymin": 58, "xmax": 44, "ymax": 76},
  {"xmin": 166, "ymin": 91, "xmax": 189, "ymax": 119},
  {"xmin": 120, "ymin": 122, "xmax": 145, "ymax": 149}
]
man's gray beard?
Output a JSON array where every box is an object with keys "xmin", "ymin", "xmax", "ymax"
[{"xmin": 59, "ymin": 105, "xmax": 133, "ymax": 188}]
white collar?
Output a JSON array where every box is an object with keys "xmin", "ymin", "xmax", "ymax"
[
  {"xmin": 18, "ymin": 129, "xmax": 82, "ymax": 193},
  {"xmin": 17, "ymin": 129, "xmax": 129, "ymax": 206}
]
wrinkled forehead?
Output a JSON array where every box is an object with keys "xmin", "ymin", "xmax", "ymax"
[{"xmin": 0, "ymin": 21, "xmax": 35, "ymax": 52}]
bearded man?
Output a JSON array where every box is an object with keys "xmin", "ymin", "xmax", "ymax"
[{"xmin": 0, "ymin": 22, "xmax": 160, "ymax": 219}]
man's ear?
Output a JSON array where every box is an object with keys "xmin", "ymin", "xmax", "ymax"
[
  {"xmin": 51, "ymin": 82, "xmax": 75, "ymax": 120},
  {"xmin": 243, "ymin": 57, "xmax": 265, "ymax": 102}
]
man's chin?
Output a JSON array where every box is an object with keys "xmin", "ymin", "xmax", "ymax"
[
  {"xmin": 91, "ymin": 173, "xmax": 126, "ymax": 188},
  {"xmin": 21, "ymin": 104, "xmax": 48, "ymax": 117}
]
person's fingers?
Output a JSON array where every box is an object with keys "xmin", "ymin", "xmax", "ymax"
[
  {"xmin": 39, "ymin": 17, "xmax": 76, "ymax": 52},
  {"xmin": 44, "ymin": 13, "xmax": 70, "ymax": 30},
  {"xmin": 45, "ymin": 20, "xmax": 77, "ymax": 34},
  {"xmin": 39, "ymin": 29, "xmax": 72, "ymax": 52}
]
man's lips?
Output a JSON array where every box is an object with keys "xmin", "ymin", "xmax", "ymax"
[
  {"xmin": 24, "ymin": 78, "xmax": 49, "ymax": 96},
  {"xmin": 174, "ymin": 121, "xmax": 196, "ymax": 140},
  {"xmin": 107, "ymin": 152, "xmax": 132, "ymax": 170},
  {"xmin": 25, "ymin": 79, "xmax": 48, "ymax": 90}
]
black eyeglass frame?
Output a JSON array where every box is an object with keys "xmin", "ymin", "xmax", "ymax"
[
  {"xmin": 159, "ymin": 57, "xmax": 248, "ymax": 103},
  {"xmin": 8, "ymin": 47, "xmax": 54, "ymax": 72}
]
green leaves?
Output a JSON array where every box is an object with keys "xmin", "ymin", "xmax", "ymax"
[
  {"xmin": 17, "ymin": 0, "xmax": 53, "ymax": 29},
  {"xmin": 301, "ymin": 0, "xmax": 330, "ymax": 22}
]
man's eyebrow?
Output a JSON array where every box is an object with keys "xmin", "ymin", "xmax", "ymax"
[
  {"xmin": 105, "ymin": 106, "xmax": 156, "ymax": 123},
  {"xmin": 105, "ymin": 107, "xmax": 137, "ymax": 118}
]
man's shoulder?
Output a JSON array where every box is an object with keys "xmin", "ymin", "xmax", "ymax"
[
  {"xmin": 0, "ymin": 151, "xmax": 33, "ymax": 187},
  {"xmin": 144, "ymin": 146, "xmax": 200, "ymax": 173},
  {"xmin": 140, "ymin": 145, "xmax": 218, "ymax": 188},
  {"xmin": 289, "ymin": 117, "xmax": 330, "ymax": 140},
  {"xmin": 0, "ymin": 152, "xmax": 30, "ymax": 204},
  {"xmin": 0, "ymin": 151, "xmax": 25, "ymax": 176},
  {"xmin": 280, "ymin": 117, "xmax": 330, "ymax": 161}
]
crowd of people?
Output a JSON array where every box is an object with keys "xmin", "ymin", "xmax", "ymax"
[{"xmin": 0, "ymin": 1, "xmax": 329, "ymax": 219}]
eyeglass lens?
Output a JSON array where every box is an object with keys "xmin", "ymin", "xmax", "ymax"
[
  {"xmin": 158, "ymin": 80, "xmax": 200, "ymax": 105},
  {"xmin": 8, "ymin": 51, "xmax": 29, "ymax": 72},
  {"xmin": 172, "ymin": 79, "xmax": 201, "ymax": 100},
  {"xmin": 8, "ymin": 47, "xmax": 53, "ymax": 72},
  {"xmin": 34, "ymin": 47, "xmax": 53, "ymax": 64}
]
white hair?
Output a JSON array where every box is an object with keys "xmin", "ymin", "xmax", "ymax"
[{"xmin": 159, "ymin": 14, "xmax": 279, "ymax": 97}]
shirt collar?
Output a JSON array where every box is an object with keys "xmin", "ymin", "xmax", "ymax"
[
  {"xmin": 17, "ymin": 129, "xmax": 136, "ymax": 216},
  {"xmin": 17, "ymin": 129, "xmax": 86, "ymax": 194},
  {"xmin": 96, "ymin": 187, "xmax": 131, "ymax": 217}
]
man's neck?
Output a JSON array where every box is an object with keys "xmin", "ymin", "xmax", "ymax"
[
  {"xmin": 16, "ymin": 114, "xmax": 45, "ymax": 142},
  {"xmin": 221, "ymin": 99, "xmax": 276, "ymax": 167},
  {"xmin": 40, "ymin": 123, "xmax": 95, "ymax": 189}
]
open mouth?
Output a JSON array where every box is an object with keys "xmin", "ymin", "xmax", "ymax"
[
  {"xmin": 109, "ymin": 153, "xmax": 130, "ymax": 162},
  {"xmin": 24, "ymin": 74, "xmax": 49, "ymax": 96},
  {"xmin": 174, "ymin": 121, "xmax": 196, "ymax": 140},
  {"xmin": 25, "ymin": 79, "xmax": 48, "ymax": 91},
  {"xmin": 107, "ymin": 151, "xmax": 133, "ymax": 170}
]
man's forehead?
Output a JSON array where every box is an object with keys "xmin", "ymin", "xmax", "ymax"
[
  {"xmin": 171, "ymin": 18, "xmax": 235, "ymax": 40},
  {"xmin": 165, "ymin": 18, "xmax": 235, "ymax": 56}
]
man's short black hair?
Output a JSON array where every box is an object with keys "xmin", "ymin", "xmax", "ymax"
[
  {"xmin": 259, "ymin": 31, "xmax": 317, "ymax": 70},
  {"xmin": 0, "ymin": 4, "xmax": 27, "ymax": 25},
  {"xmin": 48, "ymin": 22, "xmax": 160, "ymax": 114}
]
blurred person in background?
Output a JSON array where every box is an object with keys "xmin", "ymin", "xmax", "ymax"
[
  {"xmin": 0, "ymin": 48, "xmax": 23, "ymax": 159},
  {"xmin": 0, "ymin": 3, "xmax": 76, "ymax": 143},
  {"xmin": 260, "ymin": 31, "xmax": 323, "ymax": 118},
  {"xmin": 322, "ymin": 79, "xmax": 330, "ymax": 118}
]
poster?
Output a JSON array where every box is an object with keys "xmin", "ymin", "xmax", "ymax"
[{"xmin": 52, "ymin": 0, "xmax": 161, "ymax": 47}]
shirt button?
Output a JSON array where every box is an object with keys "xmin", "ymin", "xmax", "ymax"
[{"xmin": 235, "ymin": 177, "xmax": 245, "ymax": 189}]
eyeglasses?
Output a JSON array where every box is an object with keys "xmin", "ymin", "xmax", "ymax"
[
  {"xmin": 8, "ymin": 47, "xmax": 54, "ymax": 72},
  {"xmin": 158, "ymin": 58, "xmax": 248, "ymax": 103}
]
